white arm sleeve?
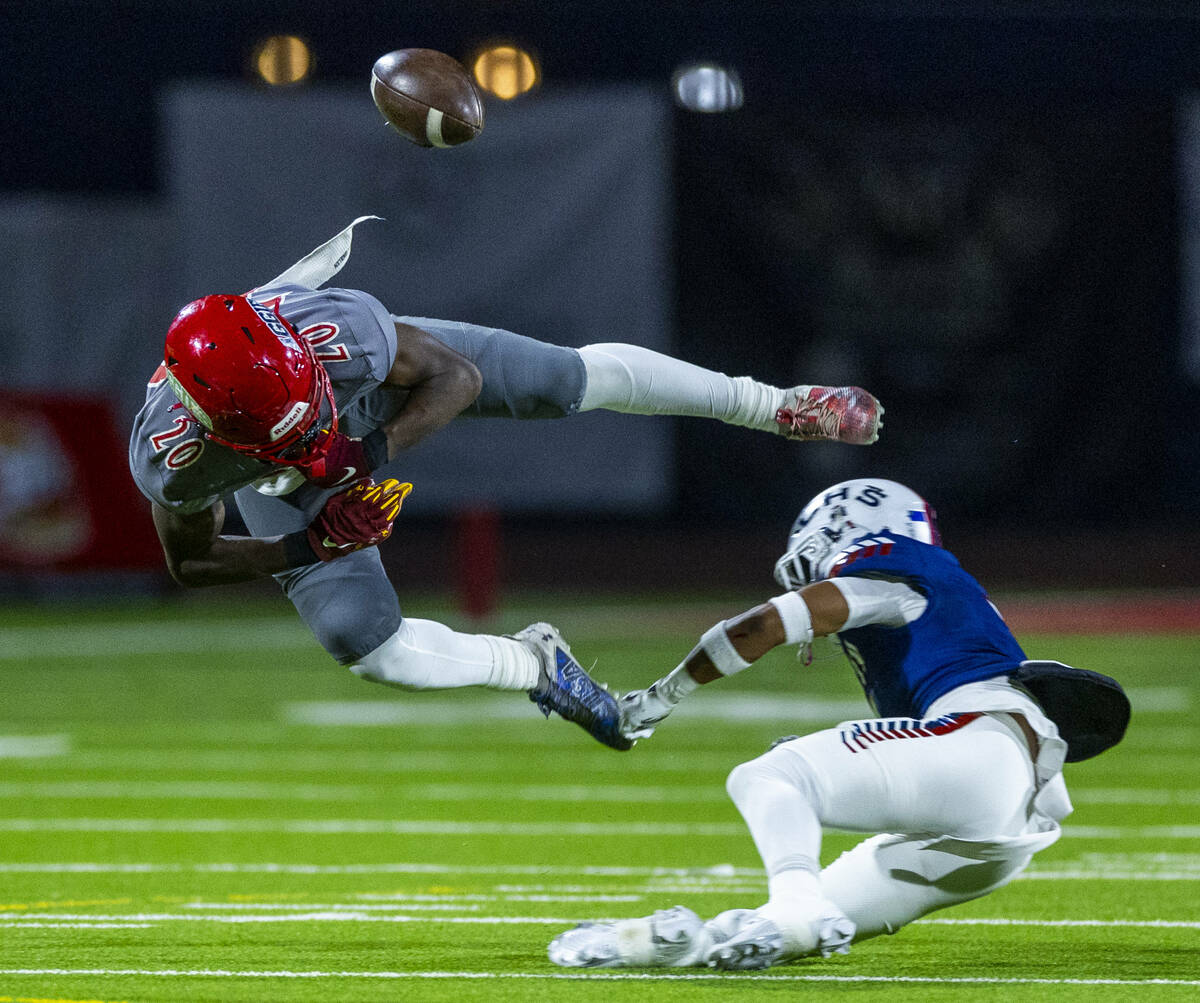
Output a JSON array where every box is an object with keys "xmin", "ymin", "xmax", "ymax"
[
  {"xmin": 767, "ymin": 591, "xmax": 814, "ymax": 646},
  {"xmin": 827, "ymin": 576, "xmax": 927, "ymax": 629}
]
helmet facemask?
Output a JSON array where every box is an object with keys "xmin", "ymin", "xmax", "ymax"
[{"xmin": 773, "ymin": 504, "xmax": 857, "ymax": 590}]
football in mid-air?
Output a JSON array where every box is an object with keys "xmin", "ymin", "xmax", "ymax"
[{"xmin": 370, "ymin": 49, "xmax": 484, "ymax": 148}]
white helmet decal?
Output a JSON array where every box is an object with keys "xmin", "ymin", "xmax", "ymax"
[{"xmin": 774, "ymin": 479, "xmax": 940, "ymax": 590}]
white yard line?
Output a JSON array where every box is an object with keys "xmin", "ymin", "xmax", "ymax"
[
  {"xmin": 0, "ymin": 921, "xmax": 152, "ymax": 929},
  {"xmin": 0, "ymin": 735, "xmax": 70, "ymax": 759},
  {"xmin": 0, "ymin": 781, "xmax": 367, "ymax": 801},
  {"xmin": 0, "ymin": 619, "xmax": 313, "ymax": 658},
  {"xmin": 0, "ymin": 818, "xmax": 748, "ymax": 836},
  {"xmin": 1122, "ymin": 687, "xmax": 1193, "ymax": 712},
  {"xmin": 0, "ymin": 749, "xmax": 744, "ymax": 773},
  {"xmin": 16, "ymin": 743, "xmax": 1197, "ymax": 774},
  {"xmin": 283, "ymin": 688, "xmax": 1187, "ymax": 726},
  {"xmin": 9, "ymin": 912, "xmax": 575, "ymax": 924},
  {"xmin": 8, "ymin": 912, "xmax": 1200, "ymax": 929},
  {"xmin": 1, "ymin": 779, "xmax": 1196, "ymax": 806},
  {"xmin": 1022, "ymin": 871, "xmax": 1200, "ymax": 880},
  {"xmin": 0, "ymin": 753, "xmax": 777, "ymax": 777},
  {"xmin": 283, "ymin": 695, "xmax": 871, "ymax": 725},
  {"xmin": 0, "ymin": 862, "xmax": 753, "ymax": 876},
  {"xmin": 1064, "ymin": 826, "xmax": 1200, "ymax": 839},
  {"xmin": 1068, "ymin": 789, "xmax": 1200, "ymax": 805},
  {"xmin": 1, "ymin": 859, "xmax": 1196, "ymax": 883},
  {"xmin": 0, "ymin": 817, "xmax": 1198, "ymax": 838},
  {"xmin": 0, "ymin": 968, "xmax": 1197, "ymax": 986},
  {"xmin": 0, "ymin": 780, "xmax": 721, "ymax": 803},
  {"xmin": 181, "ymin": 897, "xmax": 643, "ymax": 909}
]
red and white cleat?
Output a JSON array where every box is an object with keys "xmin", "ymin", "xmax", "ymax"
[{"xmin": 775, "ymin": 386, "xmax": 883, "ymax": 445}]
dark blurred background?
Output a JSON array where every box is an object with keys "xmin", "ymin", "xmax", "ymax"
[{"xmin": 3, "ymin": 2, "xmax": 1200, "ymax": 594}]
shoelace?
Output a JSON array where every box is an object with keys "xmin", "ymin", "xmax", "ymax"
[{"xmin": 778, "ymin": 395, "xmax": 845, "ymax": 439}]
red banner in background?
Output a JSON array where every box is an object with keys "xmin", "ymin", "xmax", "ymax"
[{"xmin": 0, "ymin": 391, "xmax": 160, "ymax": 572}]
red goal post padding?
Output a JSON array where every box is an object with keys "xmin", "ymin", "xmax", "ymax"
[{"xmin": 0, "ymin": 390, "xmax": 160, "ymax": 571}]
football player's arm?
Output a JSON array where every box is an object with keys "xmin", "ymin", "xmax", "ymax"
[
  {"xmin": 298, "ymin": 323, "xmax": 481, "ymax": 487},
  {"xmin": 152, "ymin": 500, "xmax": 295, "ymax": 587},
  {"xmin": 151, "ymin": 479, "xmax": 409, "ymax": 587},
  {"xmin": 373, "ymin": 321, "xmax": 483, "ymax": 459},
  {"xmin": 620, "ymin": 582, "xmax": 850, "ymax": 739}
]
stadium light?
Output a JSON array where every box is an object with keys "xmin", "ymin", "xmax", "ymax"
[
  {"xmin": 252, "ymin": 34, "xmax": 314, "ymax": 86},
  {"xmin": 672, "ymin": 63, "xmax": 744, "ymax": 112},
  {"xmin": 472, "ymin": 44, "xmax": 539, "ymax": 100}
]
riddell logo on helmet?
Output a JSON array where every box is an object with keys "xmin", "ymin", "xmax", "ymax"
[{"xmin": 270, "ymin": 402, "xmax": 310, "ymax": 441}]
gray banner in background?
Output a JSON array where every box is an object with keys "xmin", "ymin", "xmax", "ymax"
[
  {"xmin": 161, "ymin": 83, "xmax": 674, "ymax": 512},
  {"xmin": 0, "ymin": 196, "xmax": 175, "ymax": 420}
]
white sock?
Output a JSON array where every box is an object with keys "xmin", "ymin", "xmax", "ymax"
[
  {"xmin": 349, "ymin": 619, "xmax": 540, "ymax": 692},
  {"xmin": 758, "ymin": 862, "xmax": 836, "ymax": 956},
  {"xmin": 766, "ymin": 862, "xmax": 824, "ymax": 905},
  {"xmin": 578, "ymin": 343, "xmax": 785, "ymax": 431}
]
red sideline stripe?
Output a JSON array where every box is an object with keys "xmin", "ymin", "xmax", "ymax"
[{"xmin": 996, "ymin": 593, "xmax": 1200, "ymax": 634}]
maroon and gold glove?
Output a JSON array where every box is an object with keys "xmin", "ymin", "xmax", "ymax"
[
  {"xmin": 306, "ymin": 478, "xmax": 412, "ymax": 562},
  {"xmin": 299, "ymin": 429, "xmax": 389, "ymax": 489}
]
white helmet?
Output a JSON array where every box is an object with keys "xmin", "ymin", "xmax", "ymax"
[{"xmin": 773, "ymin": 478, "xmax": 940, "ymax": 590}]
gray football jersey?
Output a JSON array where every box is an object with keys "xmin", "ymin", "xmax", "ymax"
[{"xmin": 128, "ymin": 284, "xmax": 396, "ymax": 513}]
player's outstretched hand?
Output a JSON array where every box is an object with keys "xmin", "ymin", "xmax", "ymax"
[
  {"xmin": 299, "ymin": 430, "xmax": 387, "ymax": 489},
  {"xmin": 618, "ymin": 686, "xmax": 676, "ymax": 741},
  {"xmin": 306, "ymin": 478, "xmax": 411, "ymax": 562}
]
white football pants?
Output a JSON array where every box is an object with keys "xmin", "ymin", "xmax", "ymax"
[{"xmin": 726, "ymin": 712, "xmax": 1060, "ymax": 940}]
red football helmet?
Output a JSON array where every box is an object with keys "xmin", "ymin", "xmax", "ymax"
[{"xmin": 162, "ymin": 295, "xmax": 338, "ymax": 464}]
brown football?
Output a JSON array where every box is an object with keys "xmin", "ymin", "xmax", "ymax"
[{"xmin": 370, "ymin": 49, "xmax": 484, "ymax": 148}]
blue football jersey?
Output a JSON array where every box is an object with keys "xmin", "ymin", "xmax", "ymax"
[{"xmin": 826, "ymin": 533, "xmax": 1028, "ymax": 717}]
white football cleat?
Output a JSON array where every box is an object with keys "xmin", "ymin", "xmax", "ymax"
[
  {"xmin": 705, "ymin": 899, "xmax": 855, "ymax": 971},
  {"xmin": 519, "ymin": 622, "xmax": 632, "ymax": 751},
  {"xmin": 548, "ymin": 906, "xmax": 712, "ymax": 968},
  {"xmin": 775, "ymin": 386, "xmax": 883, "ymax": 445},
  {"xmin": 703, "ymin": 907, "xmax": 757, "ymax": 946}
]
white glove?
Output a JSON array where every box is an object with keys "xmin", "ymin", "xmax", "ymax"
[{"xmin": 619, "ymin": 684, "xmax": 679, "ymax": 741}]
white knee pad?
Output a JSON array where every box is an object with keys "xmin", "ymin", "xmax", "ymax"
[
  {"xmin": 726, "ymin": 745, "xmax": 823, "ymax": 810},
  {"xmin": 725, "ymin": 747, "xmax": 828, "ymax": 878}
]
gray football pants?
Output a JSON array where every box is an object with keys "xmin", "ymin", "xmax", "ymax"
[{"xmin": 234, "ymin": 318, "xmax": 585, "ymax": 663}]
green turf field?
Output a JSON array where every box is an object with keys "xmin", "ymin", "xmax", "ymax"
[{"xmin": 0, "ymin": 596, "xmax": 1197, "ymax": 1001}]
